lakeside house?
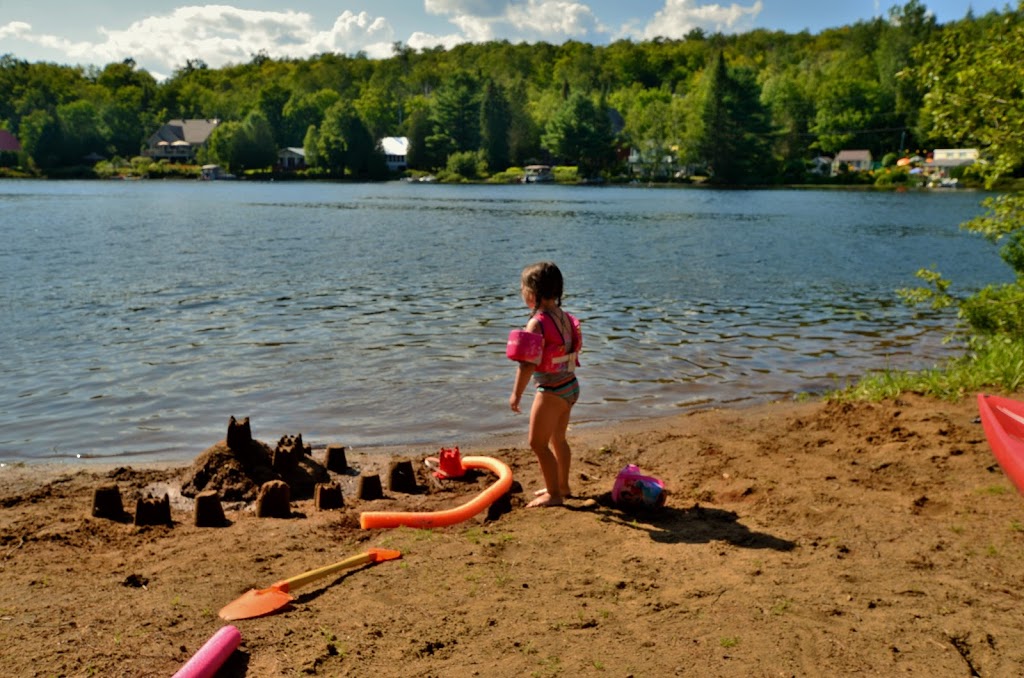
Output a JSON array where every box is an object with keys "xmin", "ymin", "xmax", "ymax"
[
  {"xmin": 832, "ymin": 150, "xmax": 873, "ymax": 175},
  {"xmin": 929, "ymin": 148, "xmax": 979, "ymax": 175},
  {"xmin": 144, "ymin": 119, "xmax": 220, "ymax": 162},
  {"xmin": 277, "ymin": 147, "xmax": 306, "ymax": 171},
  {"xmin": 380, "ymin": 136, "xmax": 408, "ymax": 172},
  {"xmin": 0, "ymin": 129, "xmax": 22, "ymax": 153}
]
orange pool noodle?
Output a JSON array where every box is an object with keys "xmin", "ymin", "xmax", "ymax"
[{"xmin": 359, "ymin": 456, "xmax": 512, "ymax": 529}]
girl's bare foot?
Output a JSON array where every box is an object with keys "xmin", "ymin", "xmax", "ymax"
[
  {"xmin": 526, "ymin": 491, "xmax": 564, "ymax": 508},
  {"xmin": 534, "ymin": 488, "xmax": 572, "ymax": 499}
]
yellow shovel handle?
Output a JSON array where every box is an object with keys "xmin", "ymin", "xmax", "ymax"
[{"xmin": 282, "ymin": 552, "xmax": 375, "ymax": 591}]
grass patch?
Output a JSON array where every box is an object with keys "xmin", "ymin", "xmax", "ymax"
[
  {"xmin": 976, "ymin": 484, "xmax": 1010, "ymax": 496},
  {"xmin": 395, "ymin": 526, "xmax": 437, "ymax": 542},
  {"xmin": 493, "ymin": 560, "xmax": 514, "ymax": 587},
  {"xmin": 830, "ymin": 335, "xmax": 1024, "ymax": 402},
  {"xmin": 720, "ymin": 636, "xmax": 740, "ymax": 648}
]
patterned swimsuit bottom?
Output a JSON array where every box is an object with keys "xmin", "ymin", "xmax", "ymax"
[{"xmin": 536, "ymin": 376, "xmax": 580, "ymax": 407}]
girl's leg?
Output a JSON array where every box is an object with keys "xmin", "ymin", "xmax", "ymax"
[
  {"xmin": 548, "ymin": 404, "xmax": 572, "ymax": 498},
  {"xmin": 526, "ymin": 391, "xmax": 570, "ymax": 507}
]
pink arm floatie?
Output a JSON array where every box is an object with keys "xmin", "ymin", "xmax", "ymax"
[{"xmin": 506, "ymin": 329, "xmax": 542, "ymax": 364}]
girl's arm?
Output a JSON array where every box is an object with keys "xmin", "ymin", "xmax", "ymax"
[
  {"xmin": 510, "ymin": 317, "xmax": 543, "ymax": 412},
  {"xmin": 510, "ymin": 361, "xmax": 535, "ymax": 412}
]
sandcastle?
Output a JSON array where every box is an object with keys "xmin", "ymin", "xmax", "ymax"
[{"xmin": 179, "ymin": 416, "xmax": 329, "ymax": 502}]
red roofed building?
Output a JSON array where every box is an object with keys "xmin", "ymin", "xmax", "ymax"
[{"xmin": 0, "ymin": 129, "xmax": 22, "ymax": 153}]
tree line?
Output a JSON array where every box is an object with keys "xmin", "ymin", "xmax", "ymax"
[{"xmin": 0, "ymin": 1, "xmax": 1021, "ymax": 184}]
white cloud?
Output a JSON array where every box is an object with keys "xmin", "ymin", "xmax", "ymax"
[
  {"xmin": 423, "ymin": 0, "xmax": 605, "ymax": 43},
  {"xmin": 424, "ymin": 0, "xmax": 509, "ymax": 17},
  {"xmin": 447, "ymin": 13, "xmax": 498, "ymax": 41},
  {"xmin": 2, "ymin": 6, "xmax": 395, "ymax": 77},
  {"xmin": 639, "ymin": 0, "xmax": 764, "ymax": 39},
  {"xmin": 308, "ymin": 10, "xmax": 395, "ymax": 58},
  {"xmin": 0, "ymin": 21, "xmax": 32, "ymax": 39},
  {"xmin": 506, "ymin": 1, "xmax": 604, "ymax": 39},
  {"xmin": 407, "ymin": 30, "xmax": 472, "ymax": 51}
]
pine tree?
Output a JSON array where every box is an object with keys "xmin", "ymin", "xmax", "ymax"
[
  {"xmin": 479, "ymin": 80, "xmax": 510, "ymax": 172},
  {"xmin": 692, "ymin": 51, "xmax": 772, "ymax": 184}
]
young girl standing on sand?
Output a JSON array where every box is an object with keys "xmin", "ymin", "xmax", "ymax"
[{"xmin": 507, "ymin": 262, "xmax": 582, "ymax": 508}]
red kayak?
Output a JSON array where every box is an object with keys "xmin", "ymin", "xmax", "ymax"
[{"xmin": 977, "ymin": 393, "xmax": 1024, "ymax": 494}]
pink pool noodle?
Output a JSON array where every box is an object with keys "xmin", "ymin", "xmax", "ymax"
[{"xmin": 172, "ymin": 625, "xmax": 241, "ymax": 678}]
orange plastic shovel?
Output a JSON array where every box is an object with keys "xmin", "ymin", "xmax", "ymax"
[{"xmin": 219, "ymin": 547, "xmax": 401, "ymax": 620}]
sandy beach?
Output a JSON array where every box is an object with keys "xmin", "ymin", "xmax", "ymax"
[{"xmin": 2, "ymin": 393, "xmax": 1023, "ymax": 677}]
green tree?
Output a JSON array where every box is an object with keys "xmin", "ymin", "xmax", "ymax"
[
  {"xmin": 506, "ymin": 82, "xmax": 540, "ymax": 166},
  {"xmin": 100, "ymin": 97, "xmax": 149, "ymax": 158},
  {"xmin": 431, "ymin": 72, "xmax": 481, "ymax": 154},
  {"xmin": 57, "ymin": 99, "xmax": 105, "ymax": 165},
  {"xmin": 315, "ymin": 101, "xmax": 385, "ymax": 178},
  {"xmin": 282, "ymin": 89, "xmax": 340, "ymax": 146},
  {"xmin": 355, "ymin": 60, "xmax": 406, "ymax": 141},
  {"xmin": 912, "ymin": 9, "xmax": 1024, "ymax": 177},
  {"xmin": 404, "ymin": 104, "xmax": 433, "ymax": 170},
  {"xmin": 687, "ymin": 51, "xmax": 772, "ymax": 184},
  {"xmin": 759, "ymin": 65, "xmax": 815, "ymax": 168},
  {"xmin": 317, "ymin": 102, "xmax": 350, "ymax": 176},
  {"xmin": 256, "ymin": 83, "xmax": 290, "ymax": 147},
  {"xmin": 207, "ymin": 120, "xmax": 242, "ymax": 171},
  {"xmin": 541, "ymin": 92, "xmax": 614, "ymax": 178},
  {"xmin": 620, "ymin": 88, "xmax": 685, "ymax": 180},
  {"xmin": 809, "ymin": 54, "xmax": 885, "ymax": 155},
  {"xmin": 19, "ymin": 109, "xmax": 62, "ymax": 169},
  {"xmin": 479, "ymin": 80, "xmax": 510, "ymax": 172},
  {"xmin": 900, "ymin": 7, "xmax": 1024, "ymax": 341},
  {"xmin": 302, "ymin": 124, "xmax": 320, "ymax": 168},
  {"xmin": 236, "ymin": 110, "xmax": 278, "ymax": 172},
  {"xmin": 208, "ymin": 111, "xmax": 277, "ymax": 173},
  {"xmin": 875, "ymin": 0, "xmax": 936, "ymax": 140}
]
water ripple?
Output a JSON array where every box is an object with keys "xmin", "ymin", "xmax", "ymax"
[{"xmin": 0, "ymin": 181, "xmax": 1006, "ymax": 463}]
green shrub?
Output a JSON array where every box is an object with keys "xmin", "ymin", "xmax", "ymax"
[
  {"xmin": 446, "ymin": 151, "xmax": 483, "ymax": 179},
  {"xmin": 553, "ymin": 165, "xmax": 577, "ymax": 182},
  {"xmin": 488, "ymin": 167, "xmax": 525, "ymax": 183}
]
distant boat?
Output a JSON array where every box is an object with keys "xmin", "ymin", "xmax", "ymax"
[
  {"xmin": 521, "ymin": 165, "xmax": 554, "ymax": 183},
  {"xmin": 200, "ymin": 164, "xmax": 236, "ymax": 181}
]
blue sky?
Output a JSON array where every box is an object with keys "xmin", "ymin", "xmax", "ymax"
[{"xmin": 0, "ymin": 1, "xmax": 1009, "ymax": 80}]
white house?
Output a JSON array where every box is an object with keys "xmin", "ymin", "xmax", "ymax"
[
  {"xmin": 379, "ymin": 136, "xmax": 408, "ymax": 172},
  {"xmin": 930, "ymin": 148, "xmax": 979, "ymax": 170},
  {"xmin": 277, "ymin": 147, "xmax": 305, "ymax": 170},
  {"xmin": 832, "ymin": 150, "xmax": 873, "ymax": 175}
]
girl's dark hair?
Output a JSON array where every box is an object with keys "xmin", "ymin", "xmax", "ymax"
[{"xmin": 521, "ymin": 261, "xmax": 563, "ymax": 308}]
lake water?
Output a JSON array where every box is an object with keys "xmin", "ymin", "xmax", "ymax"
[{"xmin": 0, "ymin": 180, "xmax": 1007, "ymax": 464}]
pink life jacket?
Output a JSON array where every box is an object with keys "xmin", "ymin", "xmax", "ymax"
[
  {"xmin": 534, "ymin": 311, "xmax": 581, "ymax": 374},
  {"xmin": 506, "ymin": 328, "xmax": 543, "ymax": 364}
]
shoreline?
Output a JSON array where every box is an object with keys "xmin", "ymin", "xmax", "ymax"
[{"xmin": 0, "ymin": 402, "xmax": 746, "ymax": 496}]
